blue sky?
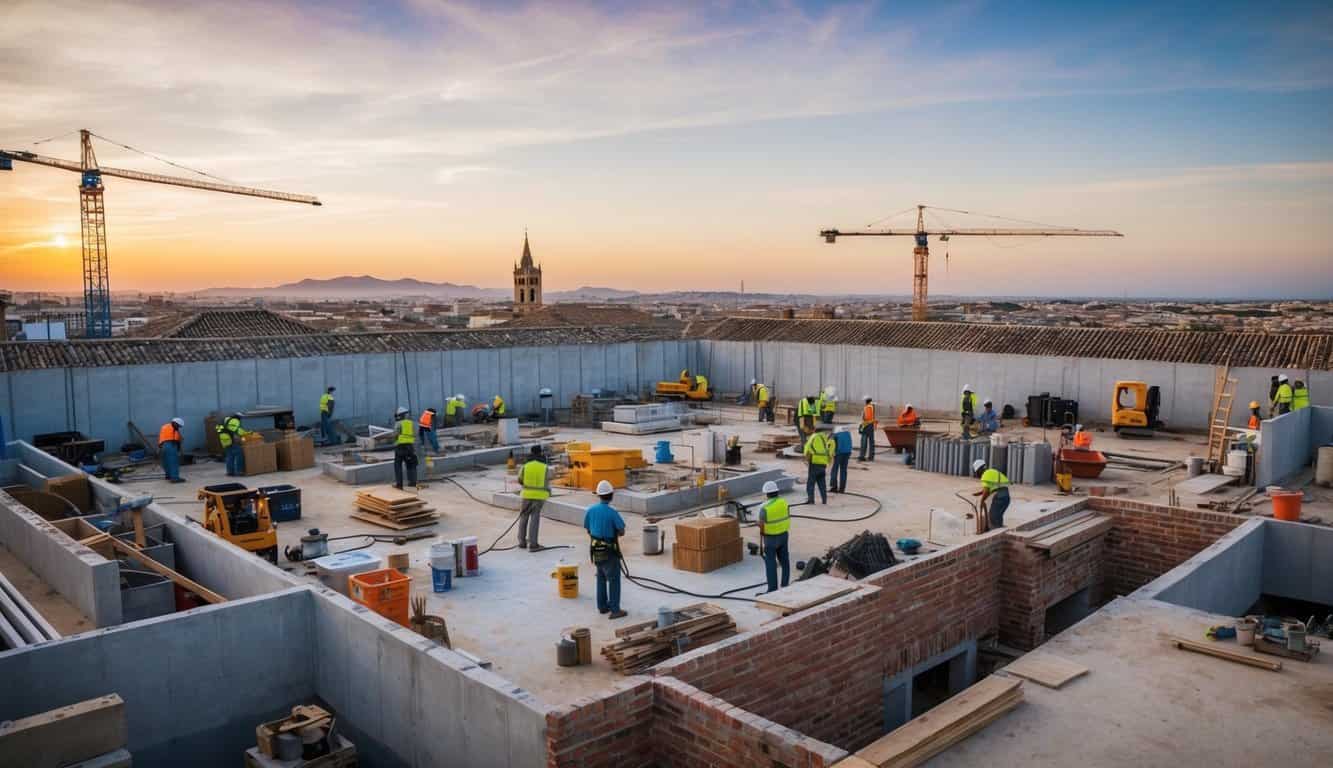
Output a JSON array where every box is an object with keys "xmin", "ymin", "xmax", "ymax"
[{"xmin": 2, "ymin": 0, "xmax": 1331, "ymax": 297}]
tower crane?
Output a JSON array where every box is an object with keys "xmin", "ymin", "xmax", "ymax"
[
  {"xmin": 820, "ymin": 204, "xmax": 1122, "ymax": 322},
  {"xmin": 1, "ymin": 129, "xmax": 321, "ymax": 338}
]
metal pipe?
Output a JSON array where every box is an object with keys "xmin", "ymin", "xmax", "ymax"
[{"xmin": 0, "ymin": 571, "xmax": 59, "ymax": 641}]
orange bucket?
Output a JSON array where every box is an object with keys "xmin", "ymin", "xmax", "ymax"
[
  {"xmin": 1271, "ymin": 490, "xmax": 1302, "ymax": 522},
  {"xmin": 349, "ymin": 568, "xmax": 411, "ymax": 627}
]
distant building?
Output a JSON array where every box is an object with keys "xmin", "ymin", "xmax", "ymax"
[{"xmin": 513, "ymin": 231, "xmax": 543, "ymax": 314}]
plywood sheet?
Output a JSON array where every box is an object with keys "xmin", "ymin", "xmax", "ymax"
[
  {"xmin": 1173, "ymin": 473, "xmax": 1236, "ymax": 495},
  {"xmin": 754, "ymin": 574, "xmax": 858, "ymax": 616},
  {"xmin": 1002, "ymin": 653, "xmax": 1089, "ymax": 689}
]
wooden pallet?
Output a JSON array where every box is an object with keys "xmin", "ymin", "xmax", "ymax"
[
  {"xmin": 854, "ymin": 676, "xmax": 1023, "ymax": 767},
  {"xmin": 601, "ymin": 603, "xmax": 736, "ymax": 674},
  {"xmin": 756, "ymin": 432, "xmax": 800, "ymax": 452}
]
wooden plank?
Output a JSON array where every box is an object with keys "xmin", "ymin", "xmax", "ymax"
[
  {"xmin": 754, "ymin": 574, "xmax": 858, "ymax": 616},
  {"xmin": 1169, "ymin": 636, "xmax": 1282, "ymax": 671},
  {"xmin": 108, "ymin": 537, "xmax": 226, "ymax": 605},
  {"xmin": 0, "ymin": 694, "xmax": 126, "ymax": 768},
  {"xmin": 856, "ymin": 676, "xmax": 1023, "ymax": 767},
  {"xmin": 1009, "ymin": 510, "xmax": 1095, "ymax": 540},
  {"xmin": 350, "ymin": 512, "xmax": 438, "ymax": 531},
  {"xmin": 831, "ymin": 758, "xmax": 880, "ymax": 768},
  {"xmin": 1001, "ymin": 654, "xmax": 1089, "ymax": 689},
  {"xmin": 1043, "ymin": 516, "xmax": 1113, "ymax": 557}
]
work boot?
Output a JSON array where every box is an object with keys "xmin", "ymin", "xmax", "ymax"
[
  {"xmin": 609, "ymin": 610, "xmax": 627, "ymax": 620},
  {"xmin": 528, "ymin": 544, "xmax": 541, "ymax": 552},
  {"xmin": 170, "ymin": 477, "xmax": 186, "ymax": 484}
]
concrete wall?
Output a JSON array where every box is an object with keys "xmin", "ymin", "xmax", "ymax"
[
  {"xmin": 311, "ymin": 587, "xmax": 548, "ymax": 768},
  {"xmin": 1257, "ymin": 407, "xmax": 1313, "ymax": 488},
  {"xmin": 1262, "ymin": 520, "xmax": 1333, "ymax": 608},
  {"xmin": 699, "ymin": 339, "xmax": 1331, "ymax": 430},
  {"xmin": 0, "ymin": 588, "xmax": 315, "ymax": 766},
  {"xmin": 0, "ymin": 341, "xmax": 692, "ymax": 453},
  {"xmin": 1136, "ymin": 518, "xmax": 1266, "ymax": 617}
]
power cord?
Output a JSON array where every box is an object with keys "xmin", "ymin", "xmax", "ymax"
[{"xmin": 435, "ymin": 475, "xmax": 572, "ymax": 555}]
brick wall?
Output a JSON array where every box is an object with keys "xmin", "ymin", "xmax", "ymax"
[
  {"xmin": 650, "ymin": 678, "xmax": 848, "ymax": 768},
  {"xmin": 998, "ymin": 535, "xmax": 1106, "ymax": 649},
  {"xmin": 546, "ymin": 679, "xmax": 655, "ymax": 768},
  {"xmin": 1087, "ymin": 498, "xmax": 1245, "ymax": 595}
]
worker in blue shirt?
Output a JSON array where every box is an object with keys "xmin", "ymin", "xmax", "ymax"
[
  {"xmin": 976, "ymin": 399, "xmax": 1000, "ymax": 435},
  {"xmin": 830, "ymin": 425, "xmax": 854, "ymax": 493},
  {"xmin": 583, "ymin": 480, "xmax": 627, "ymax": 620}
]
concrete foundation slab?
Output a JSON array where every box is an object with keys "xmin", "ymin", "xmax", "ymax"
[{"xmin": 321, "ymin": 441, "xmax": 548, "ymax": 485}]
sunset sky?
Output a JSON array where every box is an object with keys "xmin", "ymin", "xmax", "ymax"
[{"xmin": 2, "ymin": 0, "xmax": 1331, "ymax": 298}]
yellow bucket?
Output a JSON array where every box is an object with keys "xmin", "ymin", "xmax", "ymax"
[{"xmin": 551, "ymin": 564, "xmax": 579, "ymax": 599}]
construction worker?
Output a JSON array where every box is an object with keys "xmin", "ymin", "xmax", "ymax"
[
  {"xmin": 971, "ymin": 459, "xmax": 1010, "ymax": 529},
  {"xmin": 960, "ymin": 385, "xmax": 978, "ymax": 438},
  {"xmin": 819, "ymin": 387, "xmax": 837, "ymax": 424},
  {"xmin": 492, "ymin": 394, "xmax": 507, "ymax": 418},
  {"xmin": 830, "ymin": 425, "xmax": 853, "ymax": 493},
  {"xmin": 976, "ymin": 399, "xmax": 1000, "ymax": 436},
  {"xmin": 1273, "ymin": 375, "xmax": 1293, "ymax": 415},
  {"xmin": 216, "ymin": 412, "xmax": 248, "ymax": 477},
  {"xmin": 157, "ymin": 417, "xmax": 185, "ymax": 483},
  {"xmin": 1293, "ymin": 380, "xmax": 1310, "ymax": 411},
  {"xmin": 445, "ymin": 394, "xmax": 466, "ymax": 427},
  {"xmin": 1072, "ymin": 423, "xmax": 1093, "ymax": 449},
  {"xmin": 803, "ymin": 428, "xmax": 832, "ymax": 505},
  {"xmin": 392, "ymin": 407, "xmax": 418, "ymax": 490},
  {"xmin": 797, "ymin": 395, "xmax": 817, "ymax": 443},
  {"xmin": 319, "ymin": 386, "xmax": 338, "ymax": 445},
  {"xmin": 518, "ymin": 445, "xmax": 549, "ymax": 552},
  {"xmin": 694, "ymin": 373, "xmax": 708, "ymax": 395},
  {"xmin": 755, "ymin": 381, "xmax": 774, "ymax": 423},
  {"xmin": 584, "ymin": 479, "xmax": 626, "ymax": 619},
  {"xmin": 858, "ymin": 396, "xmax": 877, "ymax": 462},
  {"xmin": 758, "ymin": 481, "xmax": 790, "ymax": 593},
  {"xmin": 897, "ymin": 403, "xmax": 920, "ymax": 428},
  {"xmin": 1248, "ymin": 401, "xmax": 1262, "ymax": 430},
  {"xmin": 417, "ymin": 408, "xmax": 439, "ymax": 454}
]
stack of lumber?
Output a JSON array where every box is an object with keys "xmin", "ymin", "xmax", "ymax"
[
  {"xmin": 1009, "ymin": 511, "xmax": 1111, "ymax": 556},
  {"xmin": 352, "ymin": 486, "xmax": 439, "ymax": 530},
  {"xmin": 854, "ymin": 676, "xmax": 1023, "ymax": 767},
  {"xmin": 601, "ymin": 603, "xmax": 736, "ymax": 674},
  {"xmin": 757, "ymin": 432, "xmax": 800, "ymax": 453}
]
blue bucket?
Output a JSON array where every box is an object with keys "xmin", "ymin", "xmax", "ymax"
[
  {"xmin": 431, "ymin": 566, "xmax": 452, "ymax": 593},
  {"xmin": 655, "ymin": 440, "xmax": 674, "ymax": 464}
]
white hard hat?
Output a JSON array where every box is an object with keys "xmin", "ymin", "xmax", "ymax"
[
  {"xmin": 1076, "ymin": 423, "xmax": 1084, "ymax": 431},
  {"xmin": 395, "ymin": 406, "xmax": 408, "ymax": 416},
  {"xmin": 750, "ymin": 378, "xmax": 757, "ymax": 385},
  {"xmin": 972, "ymin": 459, "xmax": 987, "ymax": 473},
  {"xmin": 1278, "ymin": 375, "xmax": 1289, "ymax": 383},
  {"xmin": 962, "ymin": 384, "xmax": 972, "ymax": 393},
  {"xmin": 762, "ymin": 481, "xmax": 779, "ymax": 494},
  {"xmin": 455, "ymin": 393, "xmax": 465, "ymax": 400},
  {"xmin": 171, "ymin": 417, "xmax": 184, "ymax": 427},
  {"xmin": 983, "ymin": 399, "xmax": 992, "ymax": 406},
  {"xmin": 905, "ymin": 403, "xmax": 913, "ymax": 409},
  {"xmin": 863, "ymin": 395, "xmax": 872, "ymax": 402},
  {"xmin": 595, "ymin": 480, "xmax": 614, "ymax": 496}
]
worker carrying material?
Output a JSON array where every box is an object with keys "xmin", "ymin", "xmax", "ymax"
[
  {"xmin": 583, "ymin": 479, "xmax": 626, "ymax": 619},
  {"xmin": 818, "ymin": 386, "xmax": 837, "ymax": 424},
  {"xmin": 518, "ymin": 445, "xmax": 550, "ymax": 552},
  {"xmin": 971, "ymin": 459, "xmax": 1009, "ymax": 530},
  {"xmin": 831, "ymin": 425, "xmax": 853, "ymax": 493},
  {"xmin": 803, "ymin": 429, "xmax": 832, "ymax": 505},
  {"xmin": 755, "ymin": 380, "xmax": 774, "ymax": 423},
  {"xmin": 1293, "ymin": 380, "xmax": 1310, "ymax": 411},
  {"xmin": 858, "ymin": 396, "xmax": 877, "ymax": 461},
  {"xmin": 445, "ymin": 394, "xmax": 466, "ymax": 427},
  {"xmin": 1248, "ymin": 401, "xmax": 1262, "ymax": 430},
  {"xmin": 797, "ymin": 395, "xmax": 818, "ymax": 442},
  {"xmin": 158, "ymin": 417, "xmax": 186, "ymax": 483},
  {"xmin": 897, "ymin": 403, "xmax": 920, "ymax": 428},
  {"xmin": 976, "ymin": 399, "xmax": 999, "ymax": 436},
  {"xmin": 392, "ymin": 407, "xmax": 418, "ymax": 490},
  {"xmin": 418, "ymin": 408, "xmax": 439, "ymax": 454},
  {"xmin": 492, "ymin": 395, "xmax": 506, "ymax": 418},
  {"xmin": 319, "ymin": 386, "xmax": 338, "ymax": 445},
  {"xmin": 216, "ymin": 412, "xmax": 249, "ymax": 477},
  {"xmin": 1072, "ymin": 423, "xmax": 1092, "ymax": 449},
  {"xmin": 758, "ymin": 480, "xmax": 790, "ymax": 593},
  {"xmin": 960, "ymin": 385, "xmax": 978, "ymax": 438},
  {"xmin": 1273, "ymin": 375, "xmax": 1293, "ymax": 415}
]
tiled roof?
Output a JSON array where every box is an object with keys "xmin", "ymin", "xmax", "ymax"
[
  {"xmin": 160, "ymin": 309, "xmax": 320, "ymax": 338},
  {"xmin": 691, "ymin": 318, "xmax": 1333, "ymax": 370},
  {"xmin": 500, "ymin": 304, "xmax": 683, "ymax": 330},
  {"xmin": 0, "ymin": 325, "xmax": 680, "ymax": 371}
]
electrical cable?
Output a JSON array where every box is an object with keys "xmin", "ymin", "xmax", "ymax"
[
  {"xmin": 87, "ymin": 131, "xmax": 238, "ymax": 184},
  {"xmin": 435, "ymin": 474, "xmax": 572, "ymax": 555},
  {"xmin": 30, "ymin": 130, "xmax": 79, "ymax": 146}
]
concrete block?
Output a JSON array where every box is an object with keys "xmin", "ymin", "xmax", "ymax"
[{"xmin": 0, "ymin": 693, "xmax": 126, "ymax": 768}]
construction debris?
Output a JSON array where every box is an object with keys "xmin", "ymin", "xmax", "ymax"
[
  {"xmin": 801, "ymin": 530, "xmax": 897, "ymax": 580},
  {"xmin": 756, "ymin": 432, "xmax": 800, "ymax": 453},
  {"xmin": 600, "ymin": 603, "xmax": 737, "ymax": 674},
  {"xmin": 352, "ymin": 486, "xmax": 439, "ymax": 530}
]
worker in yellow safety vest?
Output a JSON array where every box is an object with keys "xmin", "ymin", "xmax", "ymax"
[
  {"xmin": 319, "ymin": 386, "xmax": 338, "ymax": 445},
  {"xmin": 755, "ymin": 381, "xmax": 773, "ymax": 423},
  {"xmin": 803, "ymin": 429, "xmax": 832, "ymax": 505},
  {"xmin": 445, "ymin": 394, "xmax": 465, "ymax": 427},
  {"xmin": 757, "ymin": 481, "xmax": 790, "ymax": 592},
  {"xmin": 960, "ymin": 385, "xmax": 979, "ymax": 438},
  {"xmin": 1273, "ymin": 375, "xmax": 1293, "ymax": 415},
  {"xmin": 694, "ymin": 374, "xmax": 708, "ymax": 396},
  {"xmin": 492, "ymin": 395, "xmax": 506, "ymax": 418},
  {"xmin": 797, "ymin": 395, "xmax": 818, "ymax": 442},
  {"xmin": 216, "ymin": 412, "xmax": 249, "ymax": 477},
  {"xmin": 971, "ymin": 459, "xmax": 1009, "ymax": 530},
  {"xmin": 858, "ymin": 396, "xmax": 877, "ymax": 462},
  {"xmin": 518, "ymin": 445, "xmax": 549, "ymax": 551},
  {"xmin": 818, "ymin": 387, "xmax": 837, "ymax": 424},
  {"xmin": 1293, "ymin": 380, "xmax": 1310, "ymax": 411},
  {"xmin": 392, "ymin": 407, "xmax": 418, "ymax": 489}
]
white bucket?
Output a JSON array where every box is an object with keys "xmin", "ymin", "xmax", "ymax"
[
  {"xmin": 1236, "ymin": 619, "xmax": 1256, "ymax": 646},
  {"xmin": 430, "ymin": 541, "xmax": 456, "ymax": 571},
  {"xmin": 1222, "ymin": 449, "xmax": 1247, "ymax": 477},
  {"xmin": 1186, "ymin": 457, "xmax": 1205, "ymax": 477}
]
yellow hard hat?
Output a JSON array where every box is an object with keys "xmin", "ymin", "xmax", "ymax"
[{"xmin": 1249, "ymin": 400, "xmax": 1260, "ymax": 409}]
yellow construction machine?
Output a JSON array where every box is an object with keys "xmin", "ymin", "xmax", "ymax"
[
  {"xmin": 199, "ymin": 483, "xmax": 278, "ymax": 562},
  {"xmin": 1111, "ymin": 381, "xmax": 1163, "ymax": 437},
  {"xmin": 655, "ymin": 369, "xmax": 712, "ymax": 401}
]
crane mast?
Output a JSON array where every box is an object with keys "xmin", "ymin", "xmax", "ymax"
[
  {"xmin": 1, "ymin": 129, "xmax": 320, "ymax": 338},
  {"xmin": 822, "ymin": 204, "xmax": 1122, "ymax": 321}
]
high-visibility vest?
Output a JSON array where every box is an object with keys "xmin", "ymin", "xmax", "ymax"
[
  {"xmin": 897, "ymin": 408, "xmax": 919, "ymax": 427},
  {"xmin": 320, "ymin": 393, "xmax": 334, "ymax": 414},
  {"xmin": 1293, "ymin": 386, "xmax": 1310, "ymax": 410},
  {"xmin": 493, "ymin": 396, "xmax": 506, "ymax": 416},
  {"xmin": 1275, "ymin": 383, "xmax": 1293, "ymax": 405},
  {"xmin": 695, "ymin": 375, "xmax": 708, "ymax": 391},
  {"xmin": 821, "ymin": 397, "xmax": 836, "ymax": 413},
  {"xmin": 798, "ymin": 399, "xmax": 816, "ymax": 418},
  {"xmin": 861, "ymin": 403, "xmax": 876, "ymax": 426},
  {"xmin": 1073, "ymin": 431, "xmax": 1092, "ymax": 449},
  {"xmin": 396, "ymin": 419, "xmax": 415, "ymax": 445},
  {"xmin": 761, "ymin": 497, "xmax": 790, "ymax": 536},
  {"xmin": 445, "ymin": 399, "xmax": 459, "ymax": 416},
  {"xmin": 804, "ymin": 432, "xmax": 831, "ymax": 466},
  {"xmin": 520, "ymin": 460, "xmax": 550, "ymax": 500},
  {"xmin": 961, "ymin": 392, "xmax": 977, "ymax": 416},
  {"xmin": 756, "ymin": 385, "xmax": 769, "ymax": 405},
  {"xmin": 158, "ymin": 422, "xmax": 180, "ymax": 447},
  {"xmin": 981, "ymin": 468, "xmax": 1009, "ymax": 493},
  {"xmin": 216, "ymin": 416, "xmax": 244, "ymax": 447},
  {"xmin": 1248, "ymin": 413, "xmax": 1260, "ymax": 430},
  {"xmin": 419, "ymin": 410, "xmax": 434, "ymax": 428}
]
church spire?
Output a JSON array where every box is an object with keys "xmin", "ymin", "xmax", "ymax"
[{"xmin": 519, "ymin": 228, "xmax": 534, "ymax": 269}]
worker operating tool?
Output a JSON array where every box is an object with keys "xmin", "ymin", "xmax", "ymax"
[{"xmin": 972, "ymin": 459, "xmax": 1009, "ymax": 529}]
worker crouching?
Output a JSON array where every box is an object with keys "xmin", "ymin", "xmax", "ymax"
[
  {"xmin": 158, "ymin": 417, "xmax": 185, "ymax": 483},
  {"xmin": 971, "ymin": 459, "xmax": 1009, "ymax": 530},
  {"xmin": 216, "ymin": 412, "xmax": 248, "ymax": 477},
  {"xmin": 584, "ymin": 480, "xmax": 627, "ymax": 619},
  {"xmin": 392, "ymin": 407, "xmax": 418, "ymax": 490},
  {"xmin": 759, "ymin": 480, "xmax": 790, "ymax": 593},
  {"xmin": 518, "ymin": 445, "xmax": 549, "ymax": 551}
]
